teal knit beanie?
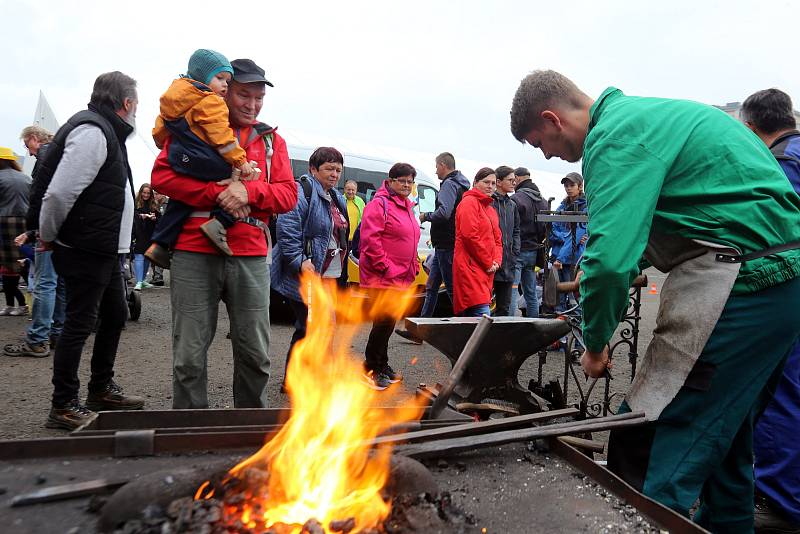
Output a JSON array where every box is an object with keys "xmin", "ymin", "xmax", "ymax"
[{"xmin": 187, "ymin": 49, "xmax": 234, "ymax": 86}]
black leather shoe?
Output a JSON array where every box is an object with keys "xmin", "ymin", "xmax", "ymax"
[
  {"xmin": 755, "ymin": 497, "xmax": 800, "ymax": 534},
  {"xmin": 86, "ymin": 381, "xmax": 145, "ymax": 411},
  {"xmin": 46, "ymin": 400, "xmax": 97, "ymax": 430}
]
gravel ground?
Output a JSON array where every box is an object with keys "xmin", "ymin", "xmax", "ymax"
[{"xmin": 0, "ymin": 269, "xmax": 665, "ymax": 442}]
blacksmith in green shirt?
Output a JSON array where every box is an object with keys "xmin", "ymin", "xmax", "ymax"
[{"xmin": 510, "ymin": 70, "xmax": 800, "ymax": 532}]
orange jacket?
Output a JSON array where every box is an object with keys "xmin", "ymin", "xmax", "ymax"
[
  {"xmin": 152, "ymin": 77, "xmax": 247, "ymax": 168},
  {"xmin": 453, "ymin": 189, "xmax": 503, "ymax": 314}
]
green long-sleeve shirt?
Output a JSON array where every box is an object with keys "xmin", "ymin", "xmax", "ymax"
[{"xmin": 579, "ymin": 88, "xmax": 800, "ymax": 352}]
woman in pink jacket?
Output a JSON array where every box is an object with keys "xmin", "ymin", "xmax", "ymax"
[{"xmin": 359, "ymin": 163, "xmax": 421, "ymax": 390}]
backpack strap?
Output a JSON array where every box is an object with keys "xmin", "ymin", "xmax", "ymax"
[{"xmin": 263, "ymin": 132, "xmax": 274, "ymax": 182}]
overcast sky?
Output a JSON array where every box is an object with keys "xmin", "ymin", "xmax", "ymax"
[{"xmin": 3, "ymin": 0, "xmax": 799, "ymax": 188}]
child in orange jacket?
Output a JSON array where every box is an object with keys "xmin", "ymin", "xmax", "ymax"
[{"xmin": 146, "ymin": 49, "xmax": 258, "ymax": 266}]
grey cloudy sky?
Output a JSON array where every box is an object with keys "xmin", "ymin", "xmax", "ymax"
[{"xmin": 3, "ymin": 0, "xmax": 799, "ymax": 189}]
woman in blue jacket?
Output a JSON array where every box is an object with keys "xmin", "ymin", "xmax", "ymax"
[
  {"xmin": 271, "ymin": 147, "xmax": 349, "ymax": 388},
  {"xmin": 549, "ymin": 172, "xmax": 587, "ymax": 311}
]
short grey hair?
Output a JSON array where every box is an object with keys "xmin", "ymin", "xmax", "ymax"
[
  {"xmin": 510, "ymin": 70, "xmax": 587, "ymax": 142},
  {"xmin": 89, "ymin": 71, "xmax": 137, "ymax": 111},
  {"xmin": 435, "ymin": 152, "xmax": 456, "ymax": 170},
  {"xmin": 344, "ymin": 179, "xmax": 358, "ymax": 188},
  {"xmin": 19, "ymin": 125, "xmax": 53, "ymax": 143}
]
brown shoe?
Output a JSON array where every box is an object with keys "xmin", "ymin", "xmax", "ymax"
[
  {"xmin": 4, "ymin": 340, "xmax": 50, "ymax": 358},
  {"xmin": 45, "ymin": 401, "xmax": 97, "ymax": 430},
  {"xmin": 86, "ymin": 381, "xmax": 145, "ymax": 411},
  {"xmin": 144, "ymin": 243, "xmax": 171, "ymax": 269},
  {"xmin": 200, "ymin": 218, "xmax": 233, "ymax": 256}
]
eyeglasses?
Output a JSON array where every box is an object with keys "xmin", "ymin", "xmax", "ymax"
[{"xmin": 391, "ymin": 178, "xmax": 415, "ymax": 185}]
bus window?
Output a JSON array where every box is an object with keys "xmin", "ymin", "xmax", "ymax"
[{"xmin": 418, "ymin": 184, "xmax": 437, "ymax": 212}]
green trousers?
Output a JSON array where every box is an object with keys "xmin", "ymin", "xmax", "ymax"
[
  {"xmin": 608, "ymin": 276, "xmax": 800, "ymax": 533},
  {"xmin": 170, "ymin": 251, "xmax": 271, "ymax": 409}
]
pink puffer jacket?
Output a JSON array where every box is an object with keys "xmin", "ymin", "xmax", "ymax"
[{"xmin": 358, "ymin": 182, "xmax": 420, "ymax": 289}]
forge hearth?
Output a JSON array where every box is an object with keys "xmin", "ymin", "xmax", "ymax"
[{"xmin": 99, "ymin": 455, "xmax": 441, "ymax": 533}]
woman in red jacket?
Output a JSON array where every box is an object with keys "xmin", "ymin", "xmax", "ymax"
[{"xmin": 453, "ymin": 167, "xmax": 503, "ymax": 316}]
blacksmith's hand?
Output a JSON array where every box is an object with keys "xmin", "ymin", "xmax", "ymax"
[
  {"xmin": 218, "ymin": 181, "xmax": 249, "ymax": 211},
  {"xmin": 581, "ymin": 347, "xmax": 611, "ymax": 378}
]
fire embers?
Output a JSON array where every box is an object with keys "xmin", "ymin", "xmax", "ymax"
[{"xmin": 193, "ymin": 467, "xmax": 360, "ymax": 533}]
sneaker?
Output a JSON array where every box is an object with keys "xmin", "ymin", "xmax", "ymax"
[
  {"xmin": 362, "ymin": 369, "xmax": 391, "ymax": 391},
  {"xmin": 382, "ymin": 364, "xmax": 403, "ymax": 384},
  {"xmin": 200, "ymin": 218, "xmax": 233, "ymax": 256},
  {"xmin": 755, "ymin": 496, "xmax": 800, "ymax": 534},
  {"xmin": 141, "ymin": 281, "xmax": 153, "ymax": 289},
  {"xmin": 9, "ymin": 305, "xmax": 28, "ymax": 316},
  {"xmin": 3, "ymin": 340, "xmax": 50, "ymax": 358},
  {"xmin": 144, "ymin": 243, "xmax": 171, "ymax": 269},
  {"xmin": 395, "ymin": 329, "xmax": 423, "ymax": 345},
  {"xmin": 45, "ymin": 400, "xmax": 97, "ymax": 430},
  {"xmin": 0, "ymin": 306, "xmax": 12, "ymax": 316},
  {"xmin": 134, "ymin": 281, "xmax": 143, "ymax": 291},
  {"xmin": 85, "ymin": 381, "xmax": 145, "ymax": 411}
]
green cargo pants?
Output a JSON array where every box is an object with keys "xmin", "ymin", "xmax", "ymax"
[
  {"xmin": 608, "ymin": 276, "xmax": 800, "ymax": 533},
  {"xmin": 170, "ymin": 251, "xmax": 271, "ymax": 409}
]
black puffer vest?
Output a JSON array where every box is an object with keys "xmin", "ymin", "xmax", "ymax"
[{"xmin": 35, "ymin": 104, "xmax": 134, "ymax": 256}]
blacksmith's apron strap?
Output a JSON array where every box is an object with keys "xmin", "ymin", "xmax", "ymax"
[{"xmin": 715, "ymin": 240, "xmax": 800, "ymax": 264}]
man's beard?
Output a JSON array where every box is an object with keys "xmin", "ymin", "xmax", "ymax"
[{"xmin": 123, "ymin": 112, "xmax": 137, "ymax": 135}]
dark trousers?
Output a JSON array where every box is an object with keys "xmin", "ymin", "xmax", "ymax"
[
  {"xmin": 493, "ymin": 280, "xmax": 513, "ymax": 316},
  {"xmin": 365, "ymin": 317, "xmax": 397, "ymax": 372},
  {"xmin": 51, "ymin": 245, "xmax": 127, "ymax": 407},
  {"xmin": 285, "ymin": 297, "xmax": 309, "ymax": 374},
  {"xmin": 608, "ymin": 276, "xmax": 800, "ymax": 532},
  {"xmin": 2, "ymin": 275, "xmax": 25, "ymax": 306},
  {"xmin": 151, "ymin": 200, "xmax": 236, "ymax": 248}
]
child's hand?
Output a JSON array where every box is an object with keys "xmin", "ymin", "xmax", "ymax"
[
  {"xmin": 238, "ymin": 161, "xmax": 256, "ymax": 180},
  {"xmin": 240, "ymin": 161, "xmax": 262, "ymax": 181}
]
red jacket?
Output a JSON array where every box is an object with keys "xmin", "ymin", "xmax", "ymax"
[
  {"xmin": 150, "ymin": 126, "xmax": 297, "ymax": 256},
  {"xmin": 453, "ymin": 189, "xmax": 503, "ymax": 314}
]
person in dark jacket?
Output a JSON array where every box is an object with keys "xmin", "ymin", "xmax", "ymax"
[
  {"xmin": 271, "ymin": 147, "xmax": 349, "ymax": 390},
  {"xmin": 742, "ymin": 88, "xmax": 800, "ymax": 532},
  {"xmin": 4, "ymin": 125, "xmax": 66, "ymax": 358},
  {"xmin": 132, "ymin": 183, "xmax": 159, "ymax": 290},
  {"xmin": 549, "ymin": 172, "xmax": 588, "ymax": 311},
  {"xmin": 38, "ymin": 71, "xmax": 145, "ymax": 430},
  {"xmin": 395, "ymin": 152, "xmax": 469, "ymax": 343},
  {"xmin": 418, "ymin": 152, "xmax": 470, "ymax": 304},
  {"xmin": 492, "ymin": 166, "xmax": 520, "ymax": 316},
  {"xmin": 510, "ymin": 167, "xmax": 548, "ymax": 317}
]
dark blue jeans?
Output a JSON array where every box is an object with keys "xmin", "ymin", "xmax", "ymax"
[
  {"xmin": 459, "ymin": 303, "xmax": 491, "ymax": 317},
  {"xmin": 27, "ymin": 248, "xmax": 66, "ymax": 345},
  {"xmin": 511, "ymin": 249, "xmax": 539, "ymax": 317}
]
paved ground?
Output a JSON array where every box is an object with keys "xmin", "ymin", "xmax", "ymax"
[{"xmin": 0, "ymin": 269, "xmax": 665, "ymax": 441}]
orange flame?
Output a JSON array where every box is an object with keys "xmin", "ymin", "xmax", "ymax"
[{"xmin": 223, "ymin": 272, "xmax": 424, "ymax": 532}]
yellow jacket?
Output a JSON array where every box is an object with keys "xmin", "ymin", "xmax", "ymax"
[{"xmin": 152, "ymin": 77, "xmax": 246, "ymax": 167}]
